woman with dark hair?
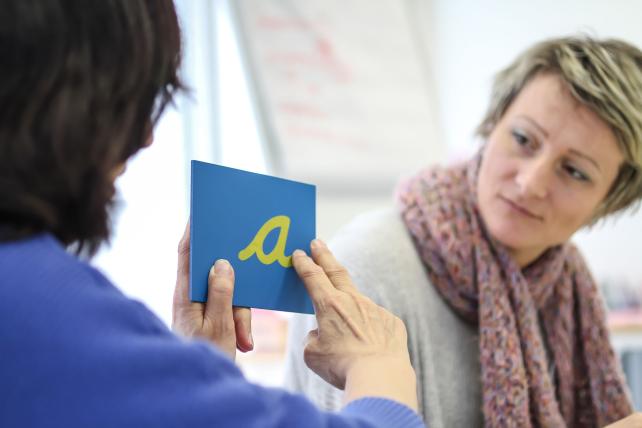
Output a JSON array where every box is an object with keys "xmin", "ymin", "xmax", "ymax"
[{"xmin": 0, "ymin": 1, "xmax": 424, "ymax": 427}]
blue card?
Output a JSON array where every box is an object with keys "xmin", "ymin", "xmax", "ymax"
[{"xmin": 190, "ymin": 160, "xmax": 315, "ymax": 314}]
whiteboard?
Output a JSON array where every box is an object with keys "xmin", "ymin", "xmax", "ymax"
[{"xmin": 231, "ymin": 0, "xmax": 443, "ymax": 193}]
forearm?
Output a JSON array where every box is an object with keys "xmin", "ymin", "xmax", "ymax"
[{"xmin": 343, "ymin": 356, "xmax": 418, "ymax": 413}]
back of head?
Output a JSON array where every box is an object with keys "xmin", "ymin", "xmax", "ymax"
[
  {"xmin": 0, "ymin": 0, "xmax": 183, "ymax": 254},
  {"xmin": 477, "ymin": 35, "xmax": 642, "ymax": 220}
]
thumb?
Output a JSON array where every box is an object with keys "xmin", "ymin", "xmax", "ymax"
[{"xmin": 205, "ymin": 259, "xmax": 235, "ymax": 323}]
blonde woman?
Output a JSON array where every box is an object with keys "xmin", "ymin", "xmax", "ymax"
[{"xmin": 286, "ymin": 36, "xmax": 642, "ymax": 427}]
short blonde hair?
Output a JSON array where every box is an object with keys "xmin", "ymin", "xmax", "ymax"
[{"xmin": 477, "ymin": 35, "xmax": 642, "ymax": 219}]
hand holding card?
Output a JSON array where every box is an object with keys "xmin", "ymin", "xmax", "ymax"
[
  {"xmin": 190, "ymin": 161, "xmax": 316, "ymax": 314},
  {"xmin": 173, "ymin": 221, "xmax": 253, "ymax": 360}
]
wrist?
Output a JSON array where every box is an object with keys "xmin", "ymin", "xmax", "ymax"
[{"xmin": 343, "ymin": 355, "xmax": 418, "ymax": 412}]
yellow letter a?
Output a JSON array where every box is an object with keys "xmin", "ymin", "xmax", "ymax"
[{"xmin": 238, "ymin": 215, "xmax": 293, "ymax": 268}]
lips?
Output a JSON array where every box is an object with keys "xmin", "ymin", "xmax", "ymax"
[{"xmin": 499, "ymin": 195, "xmax": 543, "ymax": 221}]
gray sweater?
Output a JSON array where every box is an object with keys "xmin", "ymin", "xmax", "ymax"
[{"xmin": 284, "ymin": 208, "xmax": 483, "ymax": 427}]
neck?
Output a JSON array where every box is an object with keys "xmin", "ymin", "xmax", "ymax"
[{"xmin": 508, "ymin": 246, "xmax": 546, "ymax": 268}]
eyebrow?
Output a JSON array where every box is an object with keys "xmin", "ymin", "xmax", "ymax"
[
  {"xmin": 569, "ymin": 149, "xmax": 601, "ymax": 171},
  {"xmin": 516, "ymin": 115, "xmax": 601, "ymax": 172},
  {"xmin": 518, "ymin": 115, "xmax": 549, "ymax": 138}
]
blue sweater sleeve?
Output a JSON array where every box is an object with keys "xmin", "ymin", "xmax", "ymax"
[{"xmin": 0, "ymin": 235, "xmax": 425, "ymax": 428}]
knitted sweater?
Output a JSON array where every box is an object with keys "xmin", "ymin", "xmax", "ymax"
[
  {"xmin": 0, "ymin": 233, "xmax": 425, "ymax": 428},
  {"xmin": 285, "ymin": 208, "xmax": 483, "ymax": 428}
]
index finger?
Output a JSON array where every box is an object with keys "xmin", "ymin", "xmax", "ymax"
[
  {"xmin": 292, "ymin": 249, "xmax": 336, "ymax": 306},
  {"xmin": 310, "ymin": 239, "xmax": 356, "ymax": 293},
  {"xmin": 174, "ymin": 220, "xmax": 193, "ymax": 308}
]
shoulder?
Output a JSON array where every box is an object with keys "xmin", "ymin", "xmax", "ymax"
[
  {"xmin": 0, "ymin": 234, "xmax": 110, "ymax": 311},
  {"xmin": 0, "ymin": 233, "xmax": 122, "ymax": 297},
  {"xmin": 330, "ymin": 207, "xmax": 412, "ymax": 255},
  {"xmin": 0, "ymin": 235, "xmax": 182, "ymax": 375},
  {"xmin": 329, "ymin": 207, "xmax": 422, "ymax": 286},
  {"xmin": 320, "ymin": 207, "xmax": 444, "ymax": 322},
  {"xmin": 0, "ymin": 234, "xmax": 161, "ymax": 334}
]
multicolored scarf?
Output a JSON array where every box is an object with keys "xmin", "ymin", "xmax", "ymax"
[{"xmin": 397, "ymin": 157, "xmax": 632, "ymax": 427}]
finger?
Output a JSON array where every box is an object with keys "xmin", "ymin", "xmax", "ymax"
[
  {"xmin": 292, "ymin": 249, "xmax": 336, "ymax": 307},
  {"xmin": 233, "ymin": 307, "xmax": 253, "ymax": 352},
  {"xmin": 173, "ymin": 220, "xmax": 198, "ymax": 311},
  {"xmin": 310, "ymin": 239, "xmax": 356, "ymax": 293},
  {"xmin": 303, "ymin": 328, "xmax": 319, "ymax": 347},
  {"xmin": 204, "ymin": 259, "xmax": 235, "ymax": 324},
  {"xmin": 302, "ymin": 328, "xmax": 320, "ymax": 363},
  {"xmin": 178, "ymin": 220, "xmax": 190, "ymax": 262}
]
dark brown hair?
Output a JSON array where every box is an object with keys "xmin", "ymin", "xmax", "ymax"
[{"xmin": 0, "ymin": 0, "xmax": 184, "ymax": 254}]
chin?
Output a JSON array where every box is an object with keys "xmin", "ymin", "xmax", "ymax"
[{"xmin": 484, "ymin": 217, "xmax": 537, "ymax": 251}]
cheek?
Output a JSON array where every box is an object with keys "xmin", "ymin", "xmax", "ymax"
[
  {"xmin": 552, "ymin": 191, "xmax": 601, "ymax": 231},
  {"xmin": 477, "ymin": 159, "xmax": 507, "ymax": 231},
  {"xmin": 545, "ymin": 182, "xmax": 608, "ymax": 242},
  {"xmin": 477, "ymin": 160, "xmax": 493, "ymax": 206},
  {"xmin": 478, "ymin": 153, "xmax": 515, "ymax": 198}
]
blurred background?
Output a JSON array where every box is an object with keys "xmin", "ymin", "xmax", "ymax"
[{"xmin": 93, "ymin": 0, "xmax": 642, "ymax": 408}]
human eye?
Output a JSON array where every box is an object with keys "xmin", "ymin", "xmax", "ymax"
[
  {"xmin": 511, "ymin": 129, "xmax": 533, "ymax": 149},
  {"xmin": 563, "ymin": 164, "xmax": 590, "ymax": 182}
]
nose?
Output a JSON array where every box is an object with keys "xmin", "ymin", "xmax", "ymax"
[{"xmin": 515, "ymin": 158, "xmax": 551, "ymax": 199}]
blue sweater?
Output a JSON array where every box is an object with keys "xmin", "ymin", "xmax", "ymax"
[{"xmin": 0, "ymin": 234, "xmax": 425, "ymax": 428}]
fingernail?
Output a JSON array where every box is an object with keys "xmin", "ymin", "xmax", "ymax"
[
  {"xmin": 249, "ymin": 333, "xmax": 254, "ymax": 348},
  {"xmin": 214, "ymin": 259, "xmax": 231, "ymax": 274},
  {"xmin": 311, "ymin": 239, "xmax": 325, "ymax": 249},
  {"xmin": 293, "ymin": 249, "xmax": 306, "ymax": 257}
]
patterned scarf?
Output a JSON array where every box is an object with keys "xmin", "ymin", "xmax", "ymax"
[{"xmin": 396, "ymin": 157, "xmax": 632, "ymax": 427}]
